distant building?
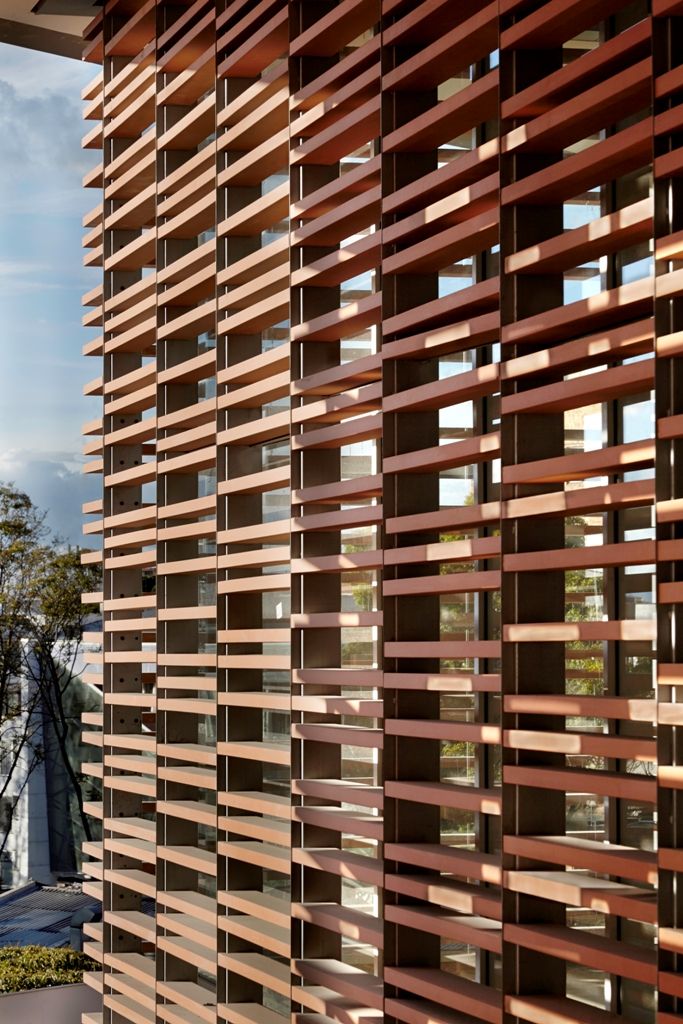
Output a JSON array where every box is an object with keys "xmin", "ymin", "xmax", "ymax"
[
  {"xmin": 0, "ymin": 643, "xmax": 102, "ymax": 890},
  {"xmin": 0, "ymin": 677, "xmax": 51, "ymax": 888}
]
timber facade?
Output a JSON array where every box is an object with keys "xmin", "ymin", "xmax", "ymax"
[{"xmin": 78, "ymin": 3, "xmax": 683, "ymax": 1024}]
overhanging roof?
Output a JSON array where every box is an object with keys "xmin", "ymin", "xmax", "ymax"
[{"xmin": 0, "ymin": 0, "xmax": 100, "ymax": 60}]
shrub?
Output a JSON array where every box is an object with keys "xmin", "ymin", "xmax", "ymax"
[{"xmin": 0, "ymin": 945, "xmax": 97, "ymax": 993}]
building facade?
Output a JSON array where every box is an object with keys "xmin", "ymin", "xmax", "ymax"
[
  {"xmin": 76, "ymin": 3, "xmax": 683, "ymax": 1024},
  {"xmin": 0, "ymin": 655, "xmax": 54, "ymax": 889},
  {"xmin": 0, "ymin": 644, "xmax": 101, "ymax": 890}
]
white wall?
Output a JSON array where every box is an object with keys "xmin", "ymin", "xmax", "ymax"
[
  {"xmin": 0, "ymin": 981, "xmax": 100, "ymax": 1024},
  {"xmin": 0, "ymin": 654, "xmax": 53, "ymax": 887}
]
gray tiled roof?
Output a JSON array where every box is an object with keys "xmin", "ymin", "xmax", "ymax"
[{"xmin": 0, "ymin": 881, "xmax": 99, "ymax": 947}]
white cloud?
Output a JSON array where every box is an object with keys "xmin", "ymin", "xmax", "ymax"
[
  {"xmin": 0, "ymin": 259, "xmax": 60, "ymax": 292},
  {"xmin": 0, "ymin": 78, "xmax": 95, "ymax": 184},
  {"xmin": 0, "ymin": 43, "xmax": 94, "ymax": 99},
  {"xmin": 0, "ymin": 46, "xmax": 101, "ymax": 546},
  {"xmin": 0, "ymin": 44, "xmax": 99, "ymax": 192},
  {"xmin": 0, "ymin": 260, "xmax": 48, "ymax": 275},
  {"xmin": 0, "ymin": 451, "xmax": 98, "ymax": 547}
]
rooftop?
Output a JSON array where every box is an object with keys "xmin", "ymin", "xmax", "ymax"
[{"xmin": 0, "ymin": 880, "xmax": 99, "ymax": 948}]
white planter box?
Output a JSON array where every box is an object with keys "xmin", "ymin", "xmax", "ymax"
[{"xmin": 0, "ymin": 981, "xmax": 100, "ymax": 1024}]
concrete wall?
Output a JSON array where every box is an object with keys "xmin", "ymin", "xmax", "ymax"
[{"xmin": 0, "ymin": 982, "xmax": 100, "ymax": 1024}]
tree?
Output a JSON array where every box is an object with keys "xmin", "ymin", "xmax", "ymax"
[
  {"xmin": 0, "ymin": 483, "xmax": 102, "ymax": 878},
  {"xmin": 22, "ymin": 547, "xmax": 102, "ymax": 848}
]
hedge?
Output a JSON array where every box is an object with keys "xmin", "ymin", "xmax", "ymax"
[{"xmin": 0, "ymin": 945, "xmax": 97, "ymax": 993}]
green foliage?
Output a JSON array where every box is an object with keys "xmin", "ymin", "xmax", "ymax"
[
  {"xmin": 351, "ymin": 581, "xmax": 373, "ymax": 611},
  {"xmin": 441, "ymin": 740, "xmax": 470, "ymax": 757},
  {"xmin": 0, "ymin": 945, "xmax": 97, "ymax": 993},
  {"xmin": 0, "ymin": 483, "xmax": 101, "ymax": 637},
  {"xmin": 34, "ymin": 548, "xmax": 101, "ymax": 641},
  {"xmin": 0, "ymin": 485, "xmax": 47, "ymax": 700}
]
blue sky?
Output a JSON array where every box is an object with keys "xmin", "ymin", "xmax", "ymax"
[{"xmin": 0, "ymin": 42, "xmax": 100, "ymax": 545}]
